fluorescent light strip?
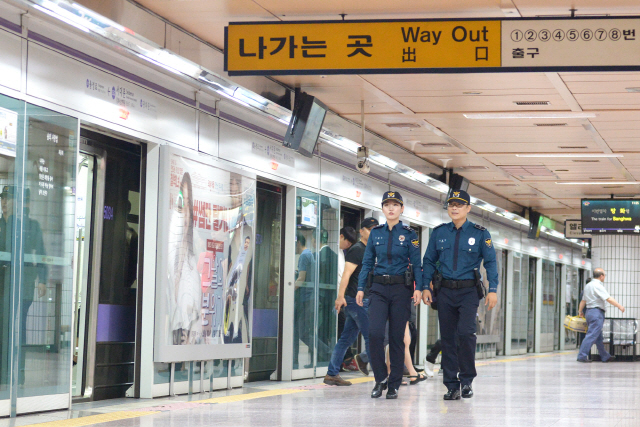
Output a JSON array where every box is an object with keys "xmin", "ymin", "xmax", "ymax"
[
  {"xmin": 516, "ymin": 154, "xmax": 623, "ymax": 158},
  {"xmin": 556, "ymin": 181, "xmax": 640, "ymax": 185},
  {"xmin": 464, "ymin": 112, "xmax": 597, "ymax": 119}
]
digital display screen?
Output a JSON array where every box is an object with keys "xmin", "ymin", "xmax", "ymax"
[{"xmin": 581, "ymin": 199, "xmax": 640, "ymax": 234}]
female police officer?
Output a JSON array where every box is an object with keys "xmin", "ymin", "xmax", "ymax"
[{"xmin": 356, "ymin": 191, "xmax": 424, "ymax": 399}]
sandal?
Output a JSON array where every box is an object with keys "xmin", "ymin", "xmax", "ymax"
[{"xmin": 409, "ymin": 373, "xmax": 427, "ymax": 385}]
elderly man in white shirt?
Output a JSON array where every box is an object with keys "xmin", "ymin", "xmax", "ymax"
[{"xmin": 577, "ymin": 268, "xmax": 625, "ymax": 363}]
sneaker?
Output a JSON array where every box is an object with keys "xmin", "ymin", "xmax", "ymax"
[
  {"xmin": 342, "ymin": 359, "xmax": 359, "ymax": 372},
  {"xmin": 423, "ymin": 362, "xmax": 434, "ymax": 378},
  {"xmin": 323, "ymin": 374, "xmax": 352, "ymax": 386},
  {"xmin": 355, "ymin": 354, "xmax": 369, "ymax": 376}
]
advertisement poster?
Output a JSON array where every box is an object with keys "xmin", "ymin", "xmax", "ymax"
[
  {"xmin": 155, "ymin": 146, "xmax": 256, "ymax": 362},
  {"xmin": 300, "ymin": 197, "xmax": 317, "ymax": 228},
  {"xmin": 0, "ymin": 106, "xmax": 17, "ymax": 158}
]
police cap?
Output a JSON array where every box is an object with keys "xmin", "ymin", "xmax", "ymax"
[
  {"xmin": 447, "ymin": 189, "xmax": 470, "ymax": 205},
  {"xmin": 0, "ymin": 186, "xmax": 14, "ymax": 199},
  {"xmin": 360, "ymin": 217, "xmax": 379, "ymax": 229},
  {"xmin": 381, "ymin": 190, "xmax": 403, "ymax": 206}
]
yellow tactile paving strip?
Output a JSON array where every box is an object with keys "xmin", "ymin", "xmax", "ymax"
[
  {"xmin": 198, "ymin": 388, "xmax": 306, "ymax": 404},
  {"xmin": 15, "ymin": 351, "xmax": 576, "ymax": 427},
  {"xmin": 17, "ymin": 411, "xmax": 161, "ymax": 427}
]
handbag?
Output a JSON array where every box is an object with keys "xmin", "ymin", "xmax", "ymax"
[{"xmin": 564, "ymin": 315, "xmax": 588, "ymax": 333}]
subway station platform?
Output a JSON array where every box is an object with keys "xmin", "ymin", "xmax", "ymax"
[{"xmin": 2, "ymin": 351, "xmax": 638, "ymax": 427}]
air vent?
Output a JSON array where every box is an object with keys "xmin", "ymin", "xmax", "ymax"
[
  {"xmin": 463, "ymin": 91, "xmax": 482, "ymax": 95},
  {"xmin": 534, "ymin": 123, "xmax": 567, "ymax": 127},
  {"xmin": 499, "ymin": 165, "xmax": 555, "ymax": 177},
  {"xmin": 514, "ymin": 101, "xmax": 550, "ymax": 106},
  {"xmin": 514, "ymin": 193, "xmax": 538, "ymax": 196},
  {"xmin": 559, "ymin": 146, "xmax": 588, "ymax": 149},
  {"xmin": 420, "ymin": 142, "xmax": 452, "ymax": 147},
  {"xmin": 591, "ymin": 177, "xmax": 614, "ymax": 180},
  {"xmin": 385, "ymin": 123, "xmax": 421, "ymax": 128},
  {"xmin": 604, "ymin": 186, "xmax": 623, "ymax": 189},
  {"xmin": 459, "ymin": 166, "xmax": 488, "ymax": 170},
  {"xmin": 555, "ymin": 169, "xmax": 569, "ymax": 172},
  {"xmin": 572, "ymin": 159, "xmax": 599, "ymax": 163},
  {"xmin": 495, "ymin": 183, "xmax": 518, "ymax": 187}
]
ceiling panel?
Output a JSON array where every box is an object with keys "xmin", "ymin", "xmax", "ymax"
[{"xmin": 118, "ymin": 0, "xmax": 640, "ymax": 227}]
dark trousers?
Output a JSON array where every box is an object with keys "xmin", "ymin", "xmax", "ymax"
[
  {"xmin": 337, "ymin": 310, "xmax": 354, "ymax": 362},
  {"xmin": 368, "ymin": 282, "xmax": 412, "ymax": 390},
  {"xmin": 438, "ymin": 287, "xmax": 479, "ymax": 390}
]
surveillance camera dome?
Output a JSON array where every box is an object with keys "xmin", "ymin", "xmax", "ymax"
[{"xmin": 356, "ymin": 158, "xmax": 370, "ymax": 174}]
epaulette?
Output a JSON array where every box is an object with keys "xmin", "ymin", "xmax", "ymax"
[
  {"xmin": 434, "ymin": 223, "xmax": 447, "ymax": 230},
  {"xmin": 373, "ymin": 223, "xmax": 385, "ymax": 229},
  {"xmin": 402, "ymin": 224, "xmax": 414, "ymax": 232},
  {"xmin": 474, "ymin": 223, "xmax": 486, "ymax": 231}
]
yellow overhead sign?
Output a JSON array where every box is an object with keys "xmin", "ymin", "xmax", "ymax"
[{"xmin": 225, "ymin": 20, "xmax": 502, "ymax": 75}]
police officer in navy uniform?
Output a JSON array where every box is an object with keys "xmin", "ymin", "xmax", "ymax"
[
  {"xmin": 422, "ymin": 190, "xmax": 498, "ymax": 400},
  {"xmin": 356, "ymin": 191, "xmax": 424, "ymax": 399}
]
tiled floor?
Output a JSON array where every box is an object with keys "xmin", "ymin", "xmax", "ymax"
[{"xmin": 2, "ymin": 351, "xmax": 640, "ymax": 427}]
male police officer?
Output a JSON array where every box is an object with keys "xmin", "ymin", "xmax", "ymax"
[
  {"xmin": 357, "ymin": 191, "xmax": 423, "ymax": 399},
  {"xmin": 422, "ymin": 190, "xmax": 498, "ymax": 400}
]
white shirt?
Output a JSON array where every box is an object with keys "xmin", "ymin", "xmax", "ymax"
[{"xmin": 583, "ymin": 278, "xmax": 610, "ymax": 310}]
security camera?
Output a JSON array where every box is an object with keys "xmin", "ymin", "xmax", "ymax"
[
  {"xmin": 356, "ymin": 146, "xmax": 370, "ymax": 174},
  {"xmin": 356, "ymin": 158, "xmax": 371, "ymax": 174}
]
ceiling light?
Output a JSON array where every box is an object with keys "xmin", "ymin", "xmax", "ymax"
[
  {"xmin": 385, "ymin": 123, "xmax": 421, "ymax": 128},
  {"xmin": 625, "ymin": 87, "xmax": 640, "ymax": 92},
  {"xmin": 534, "ymin": 123, "xmax": 567, "ymax": 127},
  {"xmin": 556, "ymin": 181, "xmax": 640, "ymax": 185},
  {"xmin": 464, "ymin": 112, "xmax": 597, "ymax": 119},
  {"xmin": 515, "ymin": 154, "xmax": 622, "ymax": 158}
]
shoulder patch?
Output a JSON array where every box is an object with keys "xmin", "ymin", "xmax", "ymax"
[
  {"xmin": 411, "ymin": 239, "xmax": 420, "ymax": 248},
  {"xmin": 485, "ymin": 238, "xmax": 492, "ymax": 248},
  {"xmin": 474, "ymin": 224, "xmax": 486, "ymax": 231}
]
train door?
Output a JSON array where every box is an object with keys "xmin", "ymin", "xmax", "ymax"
[
  {"xmin": 292, "ymin": 189, "xmax": 339, "ymax": 379},
  {"xmin": 338, "ymin": 205, "xmax": 363, "ymax": 365},
  {"xmin": 540, "ymin": 259, "xmax": 556, "ymax": 352},
  {"xmin": 245, "ymin": 182, "xmax": 284, "ymax": 382},
  {"xmin": 71, "ymin": 129, "xmax": 142, "ymax": 401},
  {"xmin": 510, "ymin": 253, "xmax": 529, "ymax": 355},
  {"xmin": 527, "ymin": 257, "xmax": 537, "ymax": 353}
]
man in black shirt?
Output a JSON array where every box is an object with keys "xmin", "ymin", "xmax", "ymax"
[{"xmin": 324, "ymin": 217, "xmax": 379, "ymax": 386}]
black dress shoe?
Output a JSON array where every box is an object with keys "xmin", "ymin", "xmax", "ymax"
[
  {"xmin": 577, "ymin": 358, "xmax": 592, "ymax": 363},
  {"xmin": 386, "ymin": 388, "xmax": 398, "ymax": 399},
  {"xmin": 461, "ymin": 385, "xmax": 473, "ymax": 398},
  {"xmin": 603, "ymin": 356, "xmax": 616, "ymax": 363},
  {"xmin": 444, "ymin": 388, "xmax": 461, "ymax": 400},
  {"xmin": 371, "ymin": 381, "xmax": 388, "ymax": 398}
]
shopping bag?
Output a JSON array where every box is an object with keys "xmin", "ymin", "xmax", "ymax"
[{"xmin": 564, "ymin": 315, "xmax": 588, "ymax": 333}]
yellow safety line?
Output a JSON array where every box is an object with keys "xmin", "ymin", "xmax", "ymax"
[
  {"xmin": 17, "ymin": 411, "xmax": 161, "ymax": 427},
  {"xmin": 347, "ymin": 376, "xmax": 375, "ymax": 384},
  {"xmin": 198, "ymin": 388, "xmax": 306, "ymax": 404}
]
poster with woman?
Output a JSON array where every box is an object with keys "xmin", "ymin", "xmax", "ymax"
[{"xmin": 155, "ymin": 146, "xmax": 255, "ymax": 362}]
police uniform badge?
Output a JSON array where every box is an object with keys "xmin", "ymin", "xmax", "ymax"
[
  {"xmin": 411, "ymin": 239, "xmax": 419, "ymax": 248},
  {"xmin": 453, "ymin": 191, "xmax": 460, "ymax": 197},
  {"xmin": 399, "ymin": 235, "xmax": 405, "ymax": 242},
  {"xmin": 388, "ymin": 192, "xmax": 395, "ymax": 197},
  {"xmin": 468, "ymin": 238, "xmax": 475, "ymax": 245},
  {"xmin": 485, "ymin": 238, "xmax": 492, "ymax": 248}
]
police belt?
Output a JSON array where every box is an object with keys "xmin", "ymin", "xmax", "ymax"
[
  {"xmin": 372, "ymin": 275, "xmax": 405, "ymax": 285},
  {"xmin": 441, "ymin": 279, "xmax": 476, "ymax": 289}
]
